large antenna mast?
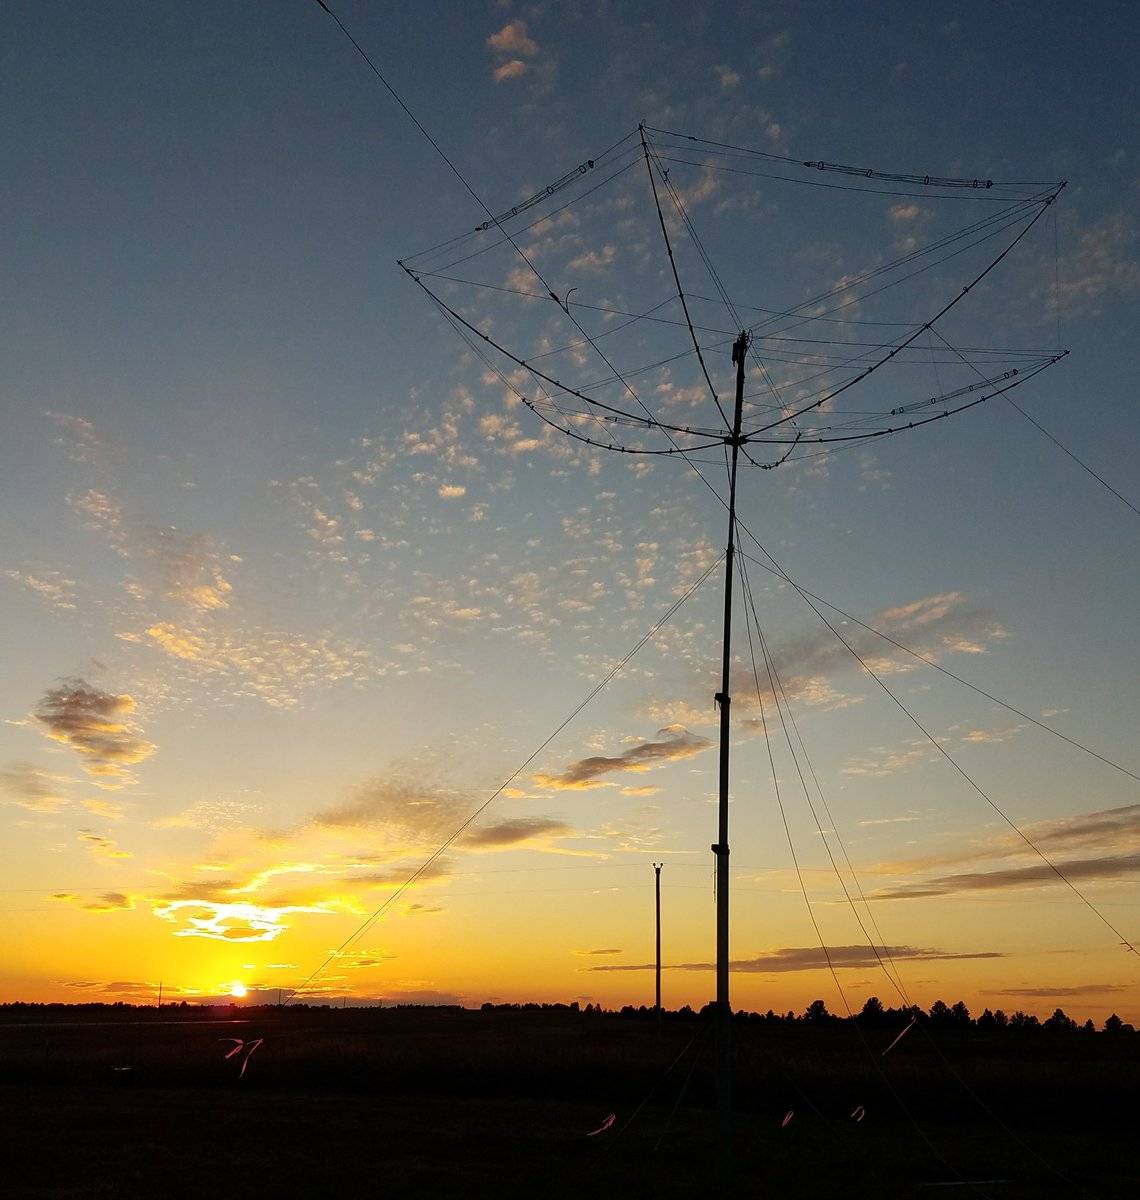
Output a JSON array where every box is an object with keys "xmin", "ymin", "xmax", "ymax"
[
  {"xmin": 400, "ymin": 120, "xmax": 1067, "ymax": 1171},
  {"xmin": 713, "ymin": 328, "xmax": 748, "ymax": 1155}
]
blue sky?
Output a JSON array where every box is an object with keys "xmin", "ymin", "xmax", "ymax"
[{"xmin": 1, "ymin": 0, "xmax": 1137, "ymax": 1016}]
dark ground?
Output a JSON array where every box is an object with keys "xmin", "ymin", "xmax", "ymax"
[{"xmin": 1, "ymin": 1006, "xmax": 1136, "ymax": 1199}]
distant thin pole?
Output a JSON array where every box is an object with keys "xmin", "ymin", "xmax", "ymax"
[
  {"xmin": 156, "ymin": 980, "xmax": 162, "ymax": 1010},
  {"xmin": 653, "ymin": 862, "xmax": 663, "ymax": 1032}
]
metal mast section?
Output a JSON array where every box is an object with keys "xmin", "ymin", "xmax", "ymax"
[
  {"xmin": 715, "ymin": 329, "xmax": 750, "ymax": 1160},
  {"xmin": 653, "ymin": 862, "xmax": 663, "ymax": 1032}
]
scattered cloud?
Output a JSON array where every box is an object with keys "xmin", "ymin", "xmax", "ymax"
[
  {"xmin": 486, "ymin": 20, "xmax": 539, "ymax": 83},
  {"xmin": 534, "ymin": 725, "xmax": 711, "ymax": 790},
  {"xmin": 154, "ymin": 797, "xmax": 258, "ymax": 832},
  {"xmin": 486, "ymin": 20, "xmax": 538, "ymax": 57},
  {"xmin": 4, "ymin": 568, "xmax": 77, "ymax": 611},
  {"xmin": 438, "ymin": 483, "xmax": 467, "ymax": 499},
  {"xmin": 843, "ymin": 743, "xmax": 931, "ymax": 778},
  {"xmin": 493, "ymin": 59, "xmax": 528, "ymax": 83},
  {"xmin": 46, "ymin": 411, "xmax": 103, "ymax": 464},
  {"xmin": 714, "ymin": 64, "xmax": 740, "ymax": 89},
  {"xmin": 34, "ymin": 679, "xmax": 155, "ymax": 783},
  {"xmin": 403, "ymin": 902, "xmax": 445, "ymax": 917},
  {"xmin": 567, "ymin": 245, "xmax": 616, "ymax": 273},
  {"xmin": 136, "ymin": 621, "xmax": 376, "ymax": 709},
  {"xmin": 1055, "ymin": 211, "xmax": 1140, "ymax": 314},
  {"xmin": 960, "ymin": 725, "xmax": 1024, "ymax": 744}
]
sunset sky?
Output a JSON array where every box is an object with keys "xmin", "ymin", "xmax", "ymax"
[{"xmin": 3, "ymin": 0, "xmax": 1138, "ymax": 1021}]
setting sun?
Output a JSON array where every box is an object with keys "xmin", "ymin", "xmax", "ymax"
[{"xmin": 230, "ymin": 982, "xmax": 247, "ymax": 999}]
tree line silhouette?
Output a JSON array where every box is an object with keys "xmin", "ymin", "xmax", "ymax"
[{"xmin": 2, "ymin": 997, "xmax": 1135, "ymax": 1033}]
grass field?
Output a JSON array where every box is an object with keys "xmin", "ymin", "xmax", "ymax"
[{"xmin": 2, "ymin": 1006, "xmax": 1136, "ymax": 1198}]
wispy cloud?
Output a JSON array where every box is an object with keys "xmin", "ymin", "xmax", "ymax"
[
  {"xmin": 534, "ymin": 725, "xmax": 711, "ymax": 790},
  {"xmin": 53, "ymin": 890, "xmax": 134, "ymax": 912},
  {"xmin": 314, "ymin": 778, "xmax": 469, "ymax": 839},
  {"xmin": 984, "ymin": 984, "xmax": 1128, "ymax": 998},
  {"xmin": 647, "ymin": 591, "xmax": 1004, "ymax": 731},
  {"xmin": 0, "ymin": 763, "xmax": 69, "ymax": 812},
  {"xmin": 78, "ymin": 830, "xmax": 132, "ymax": 860},
  {"xmin": 461, "ymin": 817, "xmax": 573, "ymax": 848},
  {"xmin": 870, "ymin": 804, "xmax": 1140, "ymax": 887},
  {"xmin": 587, "ymin": 944, "xmax": 1003, "ymax": 972},
  {"xmin": 153, "ymin": 899, "xmax": 334, "ymax": 942},
  {"xmin": 70, "ymin": 489, "xmax": 234, "ymax": 611},
  {"xmin": 872, "ymin": 852, "xmax": 1140, "ymax": 900},
  {"xmin": 329, "ymin": 948, "xmax": 398, "ymax": 969}
]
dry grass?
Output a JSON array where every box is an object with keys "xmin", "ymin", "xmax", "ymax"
[{"xmin": 1, "ymin": 1007, "xmax": 1136, "ymax": 1198}]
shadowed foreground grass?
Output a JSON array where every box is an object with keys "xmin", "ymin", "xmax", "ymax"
[{"xmin": 2, "ymin": 1007, "xmax": 1136, "ymax": 1198}]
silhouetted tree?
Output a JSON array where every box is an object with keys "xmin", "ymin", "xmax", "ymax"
[
  {"xmin": 857, "ymin": 996, "xmax": 886, "ymax": 1027},
  {"xmin": 803, "ymin": 999, "xmax": 834, "ymax": 1024},
  {"xmin": 928, "ymin": 999, "xmax": 953, "ymax": 1026},
  {"xmin": 1043, "ymin": 1007, "xmax": 1077, "ymax": 1033}
]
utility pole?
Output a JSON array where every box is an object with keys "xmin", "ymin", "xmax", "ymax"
[
  {"xmin": 157, "ymin": 980, "xmax": 162, "ymax": 1010},
  {"xmin": 714, "ymin": 329, "xmax": 749, "ymax": 1173},
  {"xmin": 653, "ymin": 862, "xmax": 663, "ymax": 1032}
]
